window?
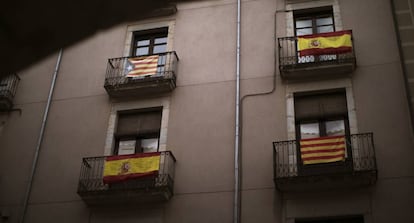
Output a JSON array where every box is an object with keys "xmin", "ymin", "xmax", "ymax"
[
  {"xmin": 131, "ymin": 27, "xmax": 168, "ymax": 75},
  {"xmin": 294, "ymin": 89, "xmax": 353, "ymax": 174},
  {"xmin": 131, "ymin": 27, "xmax": 168, "ymax": 57},
  {"xmin": 294, "ymin": 6, "xmax": 336, "ymax": 63},
  {"xmin": 114, "ymin": 108, "xmax": 162, "ymax": 155},
  {"xmin": 294, "ymin": 89, "xmax": 349, "ymax": 141},
  {"xmin": 294, "ymin": 6, "xmax": 334, "ymax": 36}
]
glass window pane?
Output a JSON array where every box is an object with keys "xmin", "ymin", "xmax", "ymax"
[
  {"xmin": 325, "ymin": 120, "xmax": 345, "ymax": 136},
  {"xmin": 295, "ymin": 19, "xmax": 312, "ymax": 28},
  {"xmin": 135, "ymin": 47, "xmax": 149, "ymax": 56},
  {"xmin": 141, "ymin": 138, "xmax": 159, "ymax": 153},
  {"xmin": 137, "ymin": 40, "xmax": 150, "ymax": 46},
  {"xmin": 317, "ymin": 25, "xmax": 334, "ymax": 34},
  {"xmin": 153, "ymin": 45, "xmax": 167, "ymax": 54},
  {"xmin": 316, "ymin": 17, "xmax": 333, "ymax": 26},
  {"xmin": 300, "ymin": 123, "xmax": 320, "ymax": 139},
  {"xmin": 296, "ymin": 28, "xmax": 313, "ymax": 36},
  {"xmin": 118, "ymin": 140, "xmax": 136, "ymax": 155},
  {"xmin": 154, "ymin": 37, "xmax": 167, "ymax": 44}
]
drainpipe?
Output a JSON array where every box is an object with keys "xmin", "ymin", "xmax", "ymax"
[
  {"xmin": 234, "ymin": 6, "xmax": 280, "ymax": 223},
  {"xmin": 20, "ymin": 49, "xmax": 63, "ymax": 223},
  {"xmin": 234, "ymin": 0, "xmax": 241, "ymax": 222},
  {"xmin": 240, "ymin": 9, "xmax": 278, "ymax": 111}
]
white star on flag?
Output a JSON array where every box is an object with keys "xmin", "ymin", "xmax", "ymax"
[{"xmin": 125, "ymin": 55, "xmax": 159, "ymax": 77}]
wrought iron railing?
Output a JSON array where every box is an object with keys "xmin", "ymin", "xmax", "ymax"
[
  {"xmin": 104, "ymin": 51, "xmax": 178, "ymax": 87},
  {"xmin": 0, "ymin": 74, "xmax": 20, "ymax": 102},
  {"xmin": 278, "ymin": 31, "xmax": 356, "ymax": 70},
  {"xmin": 78, "ymin": 151, "xmax": 176, "ymax": 195},
  {"xmin": 273, "ymin": 133, "xmax": 377, "ymax": 179}
]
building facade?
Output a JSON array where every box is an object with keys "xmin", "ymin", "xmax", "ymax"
[
  {"xmin": 390, "ymin": 0, "xmax": 414, "ymax": 132},
  {"xmin": 0, "ymin": 0, "xmax": 413, "ymax": 223}
]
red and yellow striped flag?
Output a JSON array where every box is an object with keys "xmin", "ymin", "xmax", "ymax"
[
  {"xmin": 297, "ymin": 30, "xmax": 353, "ymax": 56},
  {"xmin": 300, "ymin": 135, "xmax": 346, "ymax": 165},
  {"xmin": 103, "ymin": 152, "xmax": 161, "ymax": 184},
  {"xmin": 126, "ymin": 55, "xmax": 159, "ymax": 77}
]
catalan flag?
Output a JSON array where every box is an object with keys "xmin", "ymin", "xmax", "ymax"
[
  {"xmin": 300, "ymin": 135, "xmax": 346, "ymax": 165},
  {"xmin": 297, "ymin": 30, "xmax": 353, "ymax": 56},
  {"xmin": 103, "ymin": 152, "xmax": 161, "ymax": 184},
  {"xmin": 125, "ymin": 55, "xmax": 159, "ymax": 77}
]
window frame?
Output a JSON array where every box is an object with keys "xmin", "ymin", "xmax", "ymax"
[
  {"xmin": 293, "ymin": 6, "xmax": 335, "ymax": 36},
  {"xmin": 131, "ymin": 27, "xmax": 169, "ymax": 57},
  {"xmin": 294, "ymin": 89, "xmax": 353, "ymax": 176},
  {"xmin": 113, "ymin": 107, "xmax": 162, "ymax": 156}
]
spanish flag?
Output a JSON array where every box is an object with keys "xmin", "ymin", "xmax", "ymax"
[
  {"xmin": 103, "ymin": 152, "xmax": 161, "ymax": 184},
  {"xmin": 300, "ymin": 135, "xmax": 346, "ymax": 165},
  {"xmin": 125, "ymin": 55, "xmax": 159, "ymax": 77},
  {"xmin": 297, "ymin": 30, "xmax": 353, "ymax": 56}
]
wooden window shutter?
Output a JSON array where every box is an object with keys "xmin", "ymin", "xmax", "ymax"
[
  {"xmin": 295, "ymin": 91, "xmax": 347, "ymax": 120},
  {"xmin": 116, "ymin": 109, "xmax": 162, "ymax": 136}
]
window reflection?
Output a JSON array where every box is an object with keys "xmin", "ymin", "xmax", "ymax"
[
  {"xmin": 141, "ymin": 138, "xmax": 159, "ymax": 153},
  {"xmin": 325, "ymin": 120, "xmax": 345, "ymax": 136},
  {"xmin": 154, "ymin": 37, "xmax": 167, "ymax": 44},
  {"xmin": 137, "ymin": 40, "xmax": 150, "ymax": 47},
  {"xmin": 153, "ymin": 45, "xmax": 166, "ymax": 54},
  {"xmin": 136, "ymin": 47, "xmax": 149, "ymax": 56},
  {"xmin": 296, "ymin": 28, "xmax": 313, "ymax": 36},
  {"xmin": 296, "ymin": 20, "xmax": 312, "ymax": 28},
  {"xmin": 300, "ymin": 123, "xmax": 320, "ymax": 139},
  {"xmin": 316, "ymin": 17, "xmax": 333, "ymax": 26},
  {"xmin": 118, "ymin": 140, "xmax": 136, "ymax": 155},
  {"xmin": 317, "ymin": 26, "xmax": 334, "ymax": 34}
]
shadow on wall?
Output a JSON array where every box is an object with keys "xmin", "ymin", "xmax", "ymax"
[{"xmin": 0, "ymin": 0, "xmax": 198, "ymax": 77}]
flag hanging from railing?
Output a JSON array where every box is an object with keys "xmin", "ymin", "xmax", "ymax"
[
  {"xmin": 125, "ymin": 55, "xmax": 159, "ymax": 77},
  {"xmin": 297, "ymin": 30, "xmax": 353, "ymax": 56},
  {"xmin": 103, "ymin": 152, "xmax": 161, "ymax": 184},
  {"xmin": 300, "ymin": 135, "xmax": 346, "ymax": 165}
]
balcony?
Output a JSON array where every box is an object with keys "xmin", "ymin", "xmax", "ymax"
[
  {"xmin": 104, "ymin": 51, "xmax": 178, "ymax": 98},
  {"xmin": 273, "ymin": 133, "xmax": 377, "ymax": 192},
  {"xmin": 0, "ymin": 74, "xmax": 20, "ymax": 111},
  {"xmin": 278, "ymin": 31, "xmax": 356, "ymax": 80},
  {"xmin": 77, "ymin": 151, "xmax": 176, "ymax": 206}
]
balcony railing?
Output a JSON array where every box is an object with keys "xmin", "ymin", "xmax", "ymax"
[
  {"xmin": 278, "ymin": 31, "xmax": 356, "ymax": 80},
  {"xmin": 104, "ymin": 51, "xmax": 179, "ymax": 98},
  {"xmin": 273, "ymin": 133, "xmax": 377, "ymax": 192},
  {"xmin": 77, "ymin": 151, "xmax": 176, "ymax": 206},
  {"xmin": 0, "ymin": 74, "xmax": 20, "ymax": 111}
]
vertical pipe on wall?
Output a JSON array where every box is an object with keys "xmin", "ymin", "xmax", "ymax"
[
  {"xmin": 19, "ymin": 49, "xmax": 63, "ymax": 223},
  {"xmin": 234, "ymin": 0, "xmax": 241, "ymax": 222},
  {"xmin": 236, "ymin": 5, "xmax": 280, "ymax": 223},
  {"xmin": 237, "ymin": 8, "xmax": 279, "ymax": 223}
]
